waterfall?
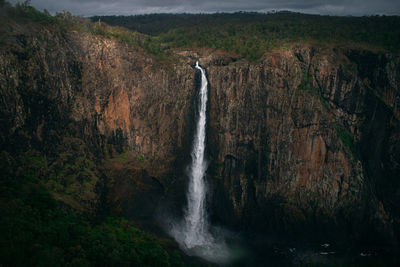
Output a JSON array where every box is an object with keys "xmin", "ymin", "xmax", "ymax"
[
  {"xmin": 168, "ymin": 61, "xmax": 230, "ymax": 263},
  {"xmin": 183, "ymin": 61, "xmax": 211, "ymax": 248}
]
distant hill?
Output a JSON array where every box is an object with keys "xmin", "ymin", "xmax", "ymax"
[
  {"xmin": 92, "ymin": 12, "xmax": 400, "ymax": 60},
  {"xmin": 91, "ymin": 12, "xmax": 284, "ymax": 36}
]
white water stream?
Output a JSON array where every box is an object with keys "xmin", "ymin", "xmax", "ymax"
[
  {"xmin": 169, "ymin": 61, "xmax": 230, "ymax": 263},
  {"xmin": 182, "ymin": 61, "xmax": 211, "ymax": 247}
]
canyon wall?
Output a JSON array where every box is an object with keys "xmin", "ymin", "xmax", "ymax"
[
  {"xmin": 0, "ymin": 22, "xmax": 195, "ymax": 215},
  {"xmin": 198, "ymin": 47, "xmax": 400, "ymax": 244},
  {"xmin": 1, "ymin": 21, "xmax": 399, "ymax": 245}
]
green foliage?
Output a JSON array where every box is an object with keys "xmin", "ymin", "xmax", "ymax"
[
  {"xmin": 138, "ymin": 154, "xmax": 144, "ymax": 162},
  {"xmin": 0, "ymin": 136, "xmax": 100, "ymax": 212},
  {"xmin": 1, "ymin": 0, "xmax": 89, "ymax": 32},
  {"xmin": 215, "ymin": 162, "xmax": 223, "ymax": 179},
  {"xmin": 0, "ymin": 178, "xmax": 185, "ymax": 266},
  {"xmin": 12, "ymin": 0, "xmax": 56, "ymax": 25},
  {"xmin": 95, "ymin": 12, "xmax": 400, "ymax": 60},
  {"xmin": 5, "ymin": 3, "xmax": 399, "ymax": 62},
  {"xmin": 299, "ymin": 72, "xmax": 313, "ymax": 92},
  {"xmin": 1, "ymin": 2, "xmax": 152, "ymax": 56},
  {"xmin": 115, "ymin": 150, "xmax": 128, "ymax": 163},
  {"xmin": 82, "ymin": 21, "xmax": 172, "ymax": 60},
  {"xmin": 0, "ymin": 132, "xmax": 186, "ymax": 266},
  {"xmin": 298, "ymin": 71, "xmax": 330, "ymax": 111},
  {"xmin": 335, "ymin": 123, "xmax": 360, "ymax": 161}
]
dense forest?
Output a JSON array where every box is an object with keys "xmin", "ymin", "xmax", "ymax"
[{"xmin": 93, "ymin": 12, "xmax": 400, "ymax": 60}]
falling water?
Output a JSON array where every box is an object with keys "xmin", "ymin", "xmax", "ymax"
[
  {"xmin": 168, "ymin": 62, "xmax": 231, "ymax": 263},
  {"xmin": 183, "ymin": 61, "xmax": 211, "ymax": 247}
]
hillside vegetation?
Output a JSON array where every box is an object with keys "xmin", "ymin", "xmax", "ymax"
[
  {"xmin": 3, "ymin": 1, "xmax": 399, "ymax": 61},
  {"xmin": 93, "ymin": 12, "xmax": 400, "ymax": 60}
]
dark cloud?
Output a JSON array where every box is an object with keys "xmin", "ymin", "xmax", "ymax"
[{"xmin": 8, "ymin": 0, "xmax": 400, "ymax": 16}]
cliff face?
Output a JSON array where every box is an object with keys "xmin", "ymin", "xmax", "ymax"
[
  {"xmin": 1, "ymin": 20, "xmax": 399, "ymax": 245},
  {"xmin": 0, "ymin": 21, "xmax": 195, "ymax": 215},
  {"xmin": 198, "ymin": 47, "xmax": 400, "ymax": 243}
]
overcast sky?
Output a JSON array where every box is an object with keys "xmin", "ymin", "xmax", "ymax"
[{"xmin": 8, "ymin": 0, "xmax": 400, "ymax": 16}]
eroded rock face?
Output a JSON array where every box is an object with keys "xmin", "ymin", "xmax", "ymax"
[
  {"xmin": 1, "ymin": 24, "xmax": 198, "ymax": 164},
  {"xmin": 0, "ymin": 23, "xmax": 196, "ymax": 216},
  {"xmin": 70, "ymin": 33, "xmax": 197, "ymax": 174},
  {"xmin": 0, "ymin": 21, "xmax": 399, "ymax": 245},
  {"xmin": 199, "ymin": 46, "xmax": 399, "ymax": 243}
]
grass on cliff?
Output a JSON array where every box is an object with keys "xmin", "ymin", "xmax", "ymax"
[{"xmin": 334, "ymin": 123, "xmax": 360, "ymax": 161}]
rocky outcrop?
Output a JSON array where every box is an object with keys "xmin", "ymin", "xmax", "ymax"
[{"xmin": 0, "ymin": 19, "xmax": 399, "ymax": 246}]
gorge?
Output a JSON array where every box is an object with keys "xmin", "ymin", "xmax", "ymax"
[{"xmin": 0, "ymin": 4, "xmax": 400, "ymax": 266}]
